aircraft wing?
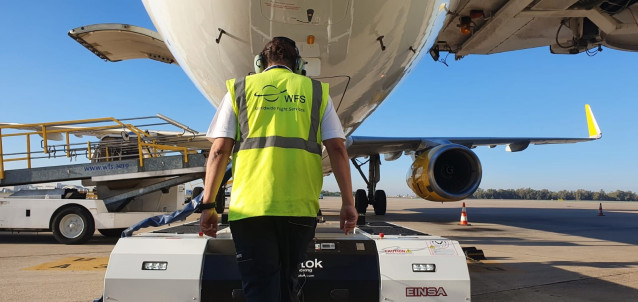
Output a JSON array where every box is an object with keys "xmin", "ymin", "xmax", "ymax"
[
  {"xmin": 432, "ymin": 0, "xmax": 638, "ymax": 59},
  {"xmin": 336, "ymin": 105, "xmax": 602, "ymax": 204},
  {"xmin": 347, "ymin": 135, "xmax": 598, "ymax": 159},
  {"xmin": 346, "ymin": 104, "xmax": 601, "ymax": 158}
]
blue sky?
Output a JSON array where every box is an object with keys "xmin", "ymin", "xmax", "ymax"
[{"xmin": 1, "ymin": 1, "xmax": 636, "ymax": 195}]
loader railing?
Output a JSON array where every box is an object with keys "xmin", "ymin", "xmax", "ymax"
[{"xmin": 0, "ymin": 115, "xmax": 203, "ymax": 180}]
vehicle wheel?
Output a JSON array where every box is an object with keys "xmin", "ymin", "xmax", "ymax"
[
  {"xmin": 98, "ymin": 228, "xmax": 126, "ymax": 237},
  {"xmin": 355, "ymin": 189, "xmax": 368, "ymax": 214},
  {"xmin": 215, "ymin": 187, "xmax": 226, "ymax": 214},
  {"xmin": 373, "ymin": 190, "xmax": 387, "ymax": 215},
  {"xmin": 52, "ymin": 206, "xmax": 94, "ymax": 244},
  {"xmin": 192, "ymin": 186, "xmax": 204, "ymax": 213},
  {"xmin": 192, "ymin": 186, "xmax": 204, "ymax": 200}
]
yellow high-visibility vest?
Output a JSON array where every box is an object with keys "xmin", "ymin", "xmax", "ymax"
[{"xmin": 227, "ymin": 68, "xmax": 329, "ymax": 221}]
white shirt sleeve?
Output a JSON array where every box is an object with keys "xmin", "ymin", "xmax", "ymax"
[
  {"xmin": 206, "ymin": 92, "xmax": 237, "ymax": 140},
  {"xmin": 321, "ymin": 97, "xmax": 346, "ymax": 141},
  {"xmin": 206, "ymin": 92, "xmax": 344, "ymax": 142}
]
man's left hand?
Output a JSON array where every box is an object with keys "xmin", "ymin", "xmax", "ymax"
[
  {"xmin": 200, "ymin": 208, "xmax": 219, "ymax": 237},
  {"xmin": 340, "ymin": 204, "xmax": 358, "ymax": 235}
]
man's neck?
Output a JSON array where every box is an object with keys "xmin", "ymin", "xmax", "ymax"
[{"xmin": 264, "ymin": 64, "xmax": 292, "ymax": 72}]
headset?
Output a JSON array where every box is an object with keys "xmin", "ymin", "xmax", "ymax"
[{"xmin": 254, "ymin": 36, "xmax": 305, "ymax": 75}]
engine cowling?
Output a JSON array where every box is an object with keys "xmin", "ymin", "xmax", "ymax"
[{"xmin": 406, "ymin": 144, "xmax": 482, "ymax": 201}]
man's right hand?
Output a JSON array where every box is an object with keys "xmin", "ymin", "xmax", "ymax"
[
  {"xmin": 340, "ymin": 204, "xmax": 358, "ymax": 235},
  {"xmin": 200, "ymin": 208, "xmax": 219, "ymax": 237}
]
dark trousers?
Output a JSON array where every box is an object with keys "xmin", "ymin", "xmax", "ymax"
[{"xmin": 230, "ymin": 216, "xmax": 317, "ymax": 302}]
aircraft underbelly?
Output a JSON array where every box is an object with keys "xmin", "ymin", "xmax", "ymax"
[{"xmin": 141, "ymin": 0, "xmax": 448, "ymax": 136}]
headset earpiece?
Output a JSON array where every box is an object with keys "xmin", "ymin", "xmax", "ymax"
[
  {"xmin": 293, "ymin": 57, "xmax": 305, "ymax": 75},
  {"xmin": 254, "ymin": 53, "xmax": 265, "ymax": 74}
]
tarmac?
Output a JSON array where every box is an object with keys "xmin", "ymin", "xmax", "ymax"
[{"xmin": 1, "ymin": 197, "xmax": 637, "ymax": 301}]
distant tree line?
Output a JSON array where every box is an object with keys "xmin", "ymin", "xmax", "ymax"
[
  {"xmin": 471, "ymin": 188, "xmax": 638, "ymax": 201},
  {"xmin": 321, "ymin": 190, "xmax": 342, "ymax": 197}
]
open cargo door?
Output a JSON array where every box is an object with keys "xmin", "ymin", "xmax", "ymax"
[{"xmin": 69, "ymin": 23, "xmax": 176, "ymax": 64}]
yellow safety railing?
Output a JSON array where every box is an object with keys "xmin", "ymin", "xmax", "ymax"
[
  {"xmin": 139, "ymin": 143, "xmax": 198, "ymax": 163},
  {"xmin": 0, "ymin": 116, "xmax": 198, "ymax": 180}
]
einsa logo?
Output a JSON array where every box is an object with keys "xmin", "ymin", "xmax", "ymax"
[
  {"xmin": 405, "ymin": 287, "xmax": 448, "ymax": 297},
  {"xmin": 254, "ymin": 85, "xmax": 306, "ymax": 103}
]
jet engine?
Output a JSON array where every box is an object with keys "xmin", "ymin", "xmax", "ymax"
[{"xmin": 406, "ymin": 144, "xmax": 482, "ymax": 201}]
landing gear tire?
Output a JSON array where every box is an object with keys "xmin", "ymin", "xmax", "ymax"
[
  {"xmin": 98, "ymin": 228, "xmax": 126, "ymax": 237},
  {"xmin": 373, "ymin": 190, "xmax": 387, "ymax": 215},
  {"xmin": 215, "ymin": 187, "xmax": 226, "ymax": 214},
  {"xmin": 52, "ymin": 206, "xmax": 94, "ymax": 244},
  {"xmin": 355, "ymin": 189, "xmax": 368, "ymax": 214}
]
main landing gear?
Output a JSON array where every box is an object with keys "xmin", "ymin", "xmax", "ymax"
[{"xmin": 351, "ymin": 154, "xmax": 387, "ymax": 215}]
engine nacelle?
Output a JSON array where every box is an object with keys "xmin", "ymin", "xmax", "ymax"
[{"xmin": 406, "ymin": 144, "xmax": 482, "ymax": 201}]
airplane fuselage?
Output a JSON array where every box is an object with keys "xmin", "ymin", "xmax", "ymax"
[{"xmin": 142, "ymin": 0, "xmax": 448, "ymax": 136}]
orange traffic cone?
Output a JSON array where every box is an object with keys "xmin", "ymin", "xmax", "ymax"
[
  {"xmin": 598, "ymin": 203, "xmax": 605, "ymax": 216},
  {"xmin": 459, "ymin": 202, "xmax": 470, "ymax": 226}
]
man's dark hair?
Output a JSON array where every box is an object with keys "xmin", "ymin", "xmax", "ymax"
[{"xmin": 261, "ymin": 37, "xmax": 299, "ymax": 69}]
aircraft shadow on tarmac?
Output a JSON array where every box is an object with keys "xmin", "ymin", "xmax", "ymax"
[{"xmin": 469, "ymin": 259, "xmax": 638, "ymax": 302}]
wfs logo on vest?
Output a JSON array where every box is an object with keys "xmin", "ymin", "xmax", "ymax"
[{"xmin": 254, "ymin": 85, "xmax": 306, "ymax": 103}]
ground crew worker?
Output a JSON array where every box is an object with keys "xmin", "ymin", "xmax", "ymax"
[{"xmin": 200, "ymin": 36, "xmax": 358, "ymax": 302}]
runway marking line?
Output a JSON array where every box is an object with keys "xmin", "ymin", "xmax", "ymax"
[{"xmin": 23, "ymin": 257, "xmax": 109, "ymax": 271}]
